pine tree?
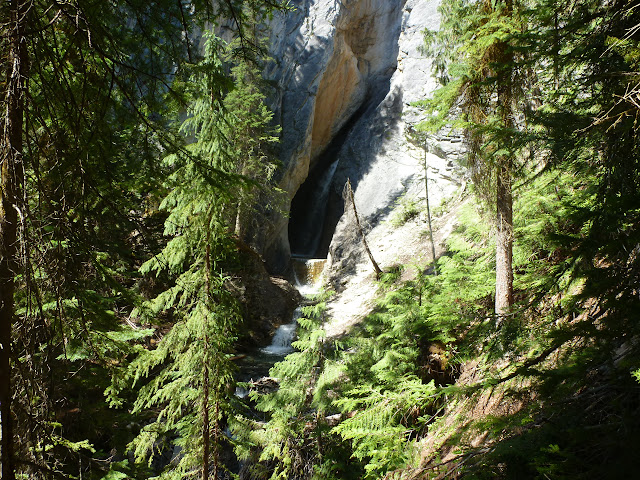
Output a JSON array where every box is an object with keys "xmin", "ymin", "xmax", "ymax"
[{"xmin": 418, "ymin": 0, "xmax": 530, "ymax": 319}]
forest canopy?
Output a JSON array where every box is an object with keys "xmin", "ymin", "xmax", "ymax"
[{"xmin": 1, "ymin": 0, "xmax": 639, "ymax": 479}]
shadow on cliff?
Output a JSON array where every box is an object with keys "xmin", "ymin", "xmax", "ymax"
[
  {"xmin": 318, "ymin": 82, "xmax": 407, "ymax": 266},
  {"xmin": 264, "ymin": 0, "xmax": 408, "ymax": 270},
  {"xmin": 254, "ymin": 27, "xmax": 334, "ymax": 271}
]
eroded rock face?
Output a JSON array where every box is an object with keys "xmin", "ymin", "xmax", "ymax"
[
  {"xmin": 230, "ymin": 240, "xmax": 301, "ymax": 348},
  {"xmin": 260, "ymin": 0, "xmax": 406, "ymax": 270},
  {"xmin": 261, "ymin": 0, "xmax": 464, "ymax": 273}
]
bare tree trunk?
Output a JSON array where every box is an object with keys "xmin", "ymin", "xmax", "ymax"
[
  {"xmin": 346, "ymin": 180, "xmax": 382, "ymax": 278},
  {"xmin": 495, "ymin": 161, "xmax": 513, "ymax": 318},
  {"xmin": 1, "ymin": 0, "xmax": 27, "ymax": 477},
  {"xmin": 423, "ymin": 139, "xmax": 438, "ymax": 275}
]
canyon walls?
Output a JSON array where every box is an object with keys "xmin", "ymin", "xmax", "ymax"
[{"xmin": 261, "ymin": 0, "xmax": 464, "ymax": 273}]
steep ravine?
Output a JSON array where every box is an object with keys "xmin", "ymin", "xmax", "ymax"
[
  {"xmin": 259, "ymin": 0, "xmax": 464, "ymax": 280},
  {"xmin": 260, "ymin": 0, "xmax": 410, "ymax": 271},
  {"xmin": 288, "ymin": 97, "xmax": 372, "ymax": 258}
]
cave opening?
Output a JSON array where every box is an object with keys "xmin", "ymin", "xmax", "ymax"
[
  {"xmin": 288, "ymin": 157, "xmax": 340, "ymax": 258},
  {"xmin": 288, "ymin": 99, "xmax": 372, "ymax": 258}
]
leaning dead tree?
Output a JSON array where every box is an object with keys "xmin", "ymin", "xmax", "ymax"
[{"xmin": 344, "ymin": 179, "xmax": 382, "ymax": 278}]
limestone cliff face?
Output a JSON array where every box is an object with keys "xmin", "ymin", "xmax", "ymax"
[{"xmin": 262, "ymin": 0, "xmax": 464, "ymax": 273}]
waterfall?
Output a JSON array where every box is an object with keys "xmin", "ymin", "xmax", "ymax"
[
  {"xmin": 261, "ymin": 258, "xmax": 325, "ymax": 356},
  {"xmin": 293, "ymin": 257, "xmax": 326, "ymax": 293},
  {"xmin": 260, "ymin": 308, "xmax": 300, "ymax": 355},
  {"xmin": 291, "ymin": 160, "xmax": 339, "ymax": 257}
]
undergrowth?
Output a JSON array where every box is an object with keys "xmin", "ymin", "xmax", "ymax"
[{"xmin": 238, "ymin": 168, "xmax": 640, "ymax": 479}]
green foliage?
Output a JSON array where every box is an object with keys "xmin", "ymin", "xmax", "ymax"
[
  {"xmin": 6, "ymin": 0, "xmax": 283, "ymax": 477},
  {"xmin": 242, "ymin": 1, "xmax": 640, "ymax": 478},
  {"xmin": 7, "ymin": 0, "xmax": 640, "ymax": 479},
  {"xmin": 105, "ymin": 29, "xmax": 283, "ymax": 479},
  {"xmin": 221, "ymin": 46, "xmax": 284, "ymax": 239},
  {"xmin": 416, "ymin": 0, "xmax": 534, "ymax": 202},
  {"xmin": 8, "ymin": 0, "xmax": 210, "ymax": 473},
  {"xmin": 235, "ymin": 297, "xmax": 339, "ymax": 480},
  {"xmin": 333, "ymin": 379, "xmax": 437, "ymax": 477},
  {"xmin": 124, "ymin": 284, "xmax": 239, "ymax": 477},
  {"xmin": 389, "ymin": 194, "xmax": 423, "ymax": 227}
]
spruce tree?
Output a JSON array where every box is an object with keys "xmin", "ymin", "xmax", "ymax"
[
  {"xmin": 419, "ymin": 0, "xmax": 529, "ymax": 319},
  {"xmin": 1, "ymin": 0, "xmax": 201, "ymax": 473},
  {"xmin": 224, "ymin": 58, "xmax": 282, "ymax": 240}
]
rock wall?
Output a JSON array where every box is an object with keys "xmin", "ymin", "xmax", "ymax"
[{"xmin": 262, "ymin": 0, "xmax": 464, "ymax": 273}]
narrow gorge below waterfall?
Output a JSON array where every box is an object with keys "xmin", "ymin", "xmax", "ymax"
[{"xmin": 235, "ymin": 257, "xmax": 326, "ymax": 397}]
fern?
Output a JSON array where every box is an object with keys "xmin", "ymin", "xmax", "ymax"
[
  {"xmin": 233, "ymin": 295, "xmax": 348, "ymax": 480},
  {"xmin": 333, "ymin": 379, "xmax": 438, "ymax": 478}
]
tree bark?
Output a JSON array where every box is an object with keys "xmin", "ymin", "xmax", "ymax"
[
  {"xmin": 346, "ymin": 179, "xmax": 382, "ymax": 278},
  {"xmin": 423, "ymin": 138, "xmax": 438, "ymax": 275},
  {"xmin": 202, "ymin": 240, "xmax": 211, "ymax": 480},
  {"xmin": 1, "ymin": 0, "xmax": 27, "ymax": 477},
  {"xmin": 495, "ymin": 161, "xmax": 513, "ymax": 318},
  {"xmin": 494, "ymin": 16, "xmax": 515, "ymax": 319}
]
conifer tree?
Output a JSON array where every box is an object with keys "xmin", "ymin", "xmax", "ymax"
[
  {"xmin": 108, "ymin": 31, "xmax": 281, "ymax": 479},
  {"xmin": 223, "ymin": 56, "xmax": 282, "ymax": 240},
  {"xmin": 1, "ymin": 0, "xmax": 287, "ymax": 477},
  {"xmin": 236, "ymin": 299, "xmax": 337, "ymax": 480},
  {"xmin": 1, "ymin": 0, "xmax": 209, "ymax": 474},
  {"xmin": 419, "ymin": 0, "xmax": 529, "ymax": 319},
  {"xmin": 526, "ymin": 0, "xmax": 640, "ymax": 358},
  {"xmin": 1, "ymin": 1, "xmax": 28, "ymax": 477}
]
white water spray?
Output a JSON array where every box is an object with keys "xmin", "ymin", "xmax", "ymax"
[
  {"xmin": 261, "ymin": 309, "xmax": 300, "ymax": 355},
  {"xmin": 261, "ymin": 258, "xmax": 325, "ymax": 356}
]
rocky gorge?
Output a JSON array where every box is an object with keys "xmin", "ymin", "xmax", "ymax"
[
  {"xmin": 256, "ymin": 0, "xmax": 464, "ymax": 278},
  {"xmin": 4, "ymin": 0, "xmax": 637, "ymax": 477}
]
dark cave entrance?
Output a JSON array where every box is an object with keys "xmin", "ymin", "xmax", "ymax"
[
  {"xmin": 288, "ymin": 99, "xmax": 373, "ymax": 258},
  {"xmin": 288, "ymin": 157, "xmax": 341, "ymax": 258}
]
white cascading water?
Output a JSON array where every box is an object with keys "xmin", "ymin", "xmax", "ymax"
[
  {"xmin": 295, "ymin": 160, "xmax": 339, "ymax": 257},
  {"xmin": 292, "ymin": 258, "xmax": 326, "ymax": 297},
  {"xmin": 260, "ymin": 258, "xmax": 325, "ymax": 356},
  {"xmin": 260, "ymin": 308, "xmax": 301, "ymax": 355}
]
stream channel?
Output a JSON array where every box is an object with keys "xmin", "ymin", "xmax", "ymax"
[{"xmin": 234, "ymin": 258, "xmax": 326, "ymax": 397}]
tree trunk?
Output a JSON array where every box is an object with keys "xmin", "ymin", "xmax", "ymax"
[
  {"xmin": 423, "ymin": 139, "xmax": 438, "ymax": 275},
  {"xmin": 202, "ymin": 241, "xmax": 211, "ymax": 480},
  {"xmin": 1, "ymin": 0, "xmax": 26, "ymax": 477},
  {"xmin": 212, "ymin": 400, "xmax": 219, "ymax": 480},
  {"xmin": 494, "ymin": 8, "xmax": 514, "ymax": 320},
  {"xmin": 495, "ymin": 161, "xmax": 513, "ymax": 318},
  {"xmin": 202, "ymin": 332, "xmax": 210, "ymax": 480},
  {"xmin": 346, "ymin": 180, "xmax": 382, "ymax": 278}
]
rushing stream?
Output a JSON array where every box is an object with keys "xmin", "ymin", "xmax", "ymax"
[
  {"xmin": 260, "ymin": 310, "xmax": 299, "ymax": 356},
  {"xmin": 235, "ymin": 258, "xmax": 326, "ymax": 396}
]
